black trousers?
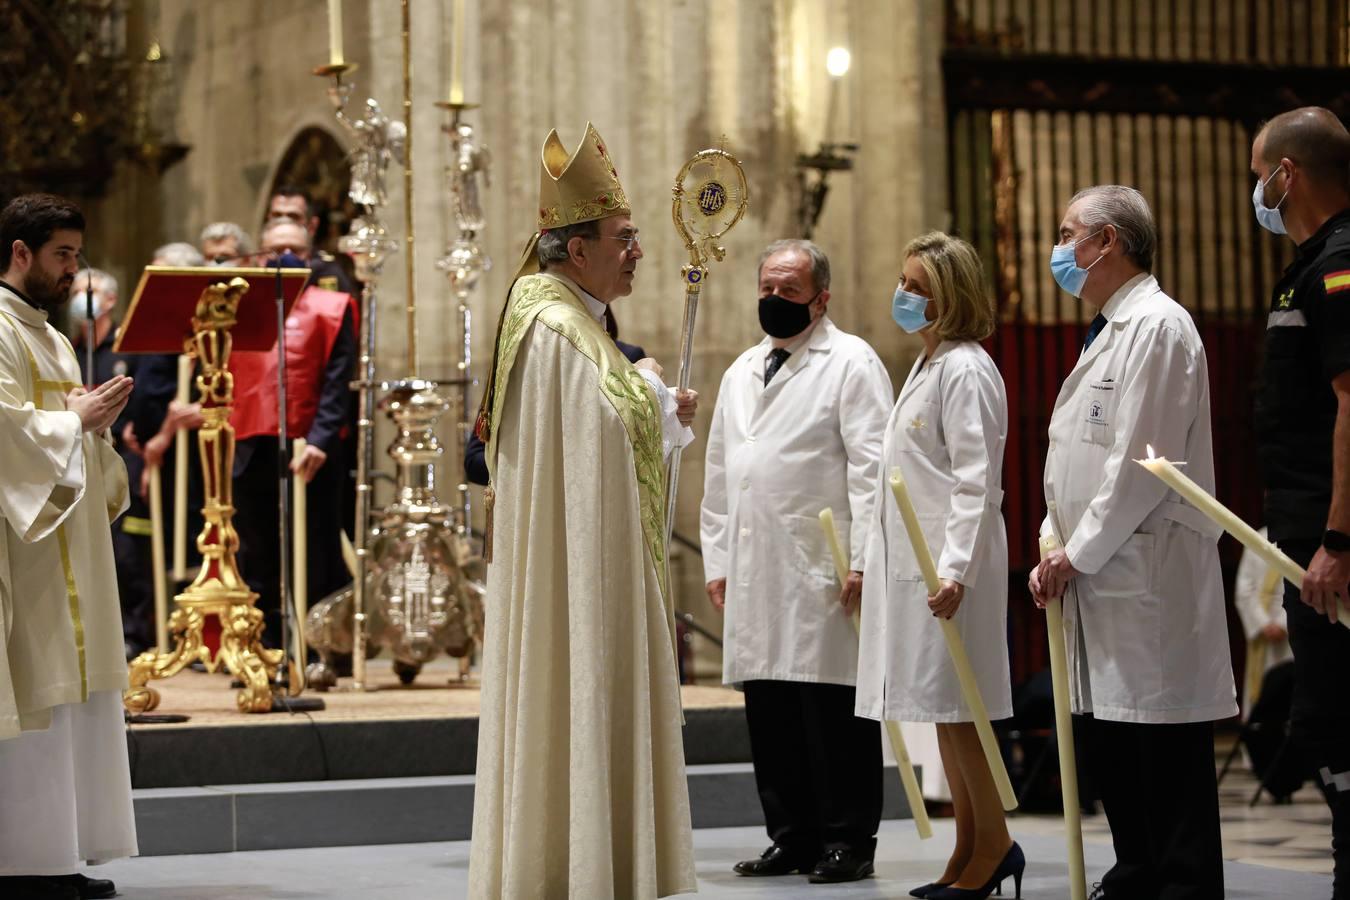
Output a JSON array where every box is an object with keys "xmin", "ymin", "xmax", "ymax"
[
  {"xmin": 742, "ymin": 679, "xmax": 882, "ymax": 859},
  {"xmin": 1080, "ymin": 715, "xmax": 1224, "ymax": 900},
  {"xmin": 234, "ymin": 437, "xmax": 349, "ymax": 649},
  {"xmin": 1282, "ymin": 539, "xmax": 1350, "ymax": 898}
]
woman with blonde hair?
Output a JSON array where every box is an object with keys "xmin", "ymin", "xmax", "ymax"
[{"xmin": 855, "ymin": 232, "xmax": 1020, "ymax": 899}]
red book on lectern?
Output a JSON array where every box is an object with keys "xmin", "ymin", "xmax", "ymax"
[{"xmin": 114, "ymin": 266, "xmax": 310, "ymax": 354}]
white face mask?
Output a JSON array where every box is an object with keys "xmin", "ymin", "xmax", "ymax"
[
  {"xmin": 68, "ymin": 292, "xmax": 101, "ymax": 321},
  {"xmin": 1252, "ymin": 165, "xmax": 1289, "ymax": 236}
]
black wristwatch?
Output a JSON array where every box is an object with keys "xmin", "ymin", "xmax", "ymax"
[{"xmin": 1323, "ymin": 529, "xmax": 1350, "ymax": 553}]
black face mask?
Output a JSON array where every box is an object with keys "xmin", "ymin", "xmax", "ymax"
[{"xmin": 757, "ymin": 292, "xmax": 817, "ymax": 339}]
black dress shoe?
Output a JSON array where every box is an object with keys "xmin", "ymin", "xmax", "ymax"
[
  {"xmin": 0, "ymin": 876, "xmax": 80, "ymax": 899},
  {"xmin": 808, "ymin": 848, "xmax": 875, "ymax": 884},
  {"xmin": 733, "ymin": 843, "xmax": 817, "ymax": 876},
  {"xmin": 47, "ymin": 874, "xmax": 116, "ymax": 899}
]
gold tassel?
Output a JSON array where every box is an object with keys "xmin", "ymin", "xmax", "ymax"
[{"xmin": 483, "ymin": 483, "xmax": 495, "ymax": 563}]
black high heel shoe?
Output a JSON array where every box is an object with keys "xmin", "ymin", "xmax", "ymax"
[
  {"xmin": 929, "ymin": 842, "xmax": 1025, "ymax": 900},
  {"xmin": 909, "ymin": 882, "xmax": 953, "ymax": 898}
]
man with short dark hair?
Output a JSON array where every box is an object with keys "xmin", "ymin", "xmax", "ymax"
[
  {"xmin": 0, "ymin": 193, "xmax": 138, "ymax": 899},
  {"xmin": 1251, "ymin": 106, "xmax": 1350, "ymax": 897},
  {"xmin": 265, "ymin": 185, "xmax": 357, "ymax": 294}
]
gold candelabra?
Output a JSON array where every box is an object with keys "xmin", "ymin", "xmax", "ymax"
[{"xmin": 125, "ymin": 278, "xmax": 286, "ymax": 714}]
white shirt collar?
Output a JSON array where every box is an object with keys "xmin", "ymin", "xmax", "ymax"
[{"xmin": 1099, "ymin": 272, "xmax": 1152, "ymax": 321}]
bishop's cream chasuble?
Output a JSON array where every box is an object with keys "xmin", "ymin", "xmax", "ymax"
[
  {"xmin": 0, "ymin": 287, "xmax": 130, "ymax": 741},
  {"xmin": 467, "ymin": 273, "xmax": 696, "ymax": 899}
]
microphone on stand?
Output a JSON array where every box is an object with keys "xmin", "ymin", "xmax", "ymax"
[
  {"xmin": 268, "ymin": 251, "xmax": 325, "ymax": 712},
  {"xmin": 78, "ymin": 254, "xmax": 95, "ymax": 389}
]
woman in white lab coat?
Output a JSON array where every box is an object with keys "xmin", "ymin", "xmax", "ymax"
[{"xmin": 855, "ymin": 233, "xmax": 1019, "ymax": 900}]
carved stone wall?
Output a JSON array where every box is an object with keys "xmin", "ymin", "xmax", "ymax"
[{"xmin": 94, "ymin": 0, "xmax": 948, "ymax": 680}]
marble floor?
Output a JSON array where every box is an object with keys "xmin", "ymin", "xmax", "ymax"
[{"xmin": 1017, "ymin": 735, "xmax": 1334, "ymax": 878}]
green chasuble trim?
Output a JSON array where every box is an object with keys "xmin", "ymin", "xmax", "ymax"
[{"xmin": 485, "ymin": 273, "xmax": 670, "ymax": 604}]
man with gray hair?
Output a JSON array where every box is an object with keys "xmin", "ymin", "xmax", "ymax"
[
  {"xmin": 199, "ymin": 222, "xmax": 253, "ymax": 264},
  {"xmin": 1031, "ymin": 185, "xmax": 1235, "ymax": 900},
  {"xmin": 701, "ymin": 238, "xmax": 892, "ymax": 883},
  {"xmin": 151, "ymin": 242, "xmax": 205, "ymax": 268}
]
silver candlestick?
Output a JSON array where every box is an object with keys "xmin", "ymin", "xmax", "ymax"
[{"xmin": 435, "ymin": 103, "xmax": 491, "ymax": 537}]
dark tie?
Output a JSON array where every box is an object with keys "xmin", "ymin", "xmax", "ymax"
[
  {"xmin": 764, "ymin": 348, "xmax": 790, "ymax": 385},
  {"xmin": 1082, "ymin": 313, "xmax": 1108, "ymax": 351}
]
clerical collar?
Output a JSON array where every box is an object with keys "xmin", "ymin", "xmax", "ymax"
[
  {"xmin": 0, "ymin": 278, "xmax": 40, "ymax": 312},
  {"xmin": 576, "ymin": 286, "xmax": 607, "ymax": 323}
]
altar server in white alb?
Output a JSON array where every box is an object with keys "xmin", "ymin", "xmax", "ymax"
[
  {"xmin": 1030, "ymin": 185, "xmax": 1235, "ymax": 900},
  {"xmin": 856, "ymin": 232, "xmax": 1020, "ymax": 900},
  {"xmin": 0, "ymin": 194, "xmax": 139, "ymax": 900},
  {"xmin": 701, "ymin": 239, "xmax": 893, "ymax": 884}
]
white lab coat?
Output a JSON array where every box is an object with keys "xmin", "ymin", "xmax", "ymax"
[
  {"xmin": 1233, "ymin": 528, "xmax": 1292, "ymax": 715},
  {"xmin": 855, "ymin": 341, "xmax": 1013, "ymax": 723},
  {"xmin": 701, "ymin": 316, "xmax": 893, "ymax": 686},
  {"xmin": 1042, "ymin": 273, "xmax": 1238, "ymax": 725}
]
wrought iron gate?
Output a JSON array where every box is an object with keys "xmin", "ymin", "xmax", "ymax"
[{"xmin": 943, "ymin": 0, "xmax": 1350, "ymax": 681}]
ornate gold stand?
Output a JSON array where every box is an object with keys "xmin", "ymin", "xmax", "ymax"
[{"xmin": 125, "ymin": 278, "xmax": 284, "ymax": 714}]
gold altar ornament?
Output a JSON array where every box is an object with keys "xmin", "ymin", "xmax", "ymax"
[{"xmin": 124, "ymin": 274, "xmax": 307, "ymax": 715}]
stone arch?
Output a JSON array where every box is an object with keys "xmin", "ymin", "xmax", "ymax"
[{"xmin": 261, "ymin": 125, "xmax": 355, "ymax": 256}]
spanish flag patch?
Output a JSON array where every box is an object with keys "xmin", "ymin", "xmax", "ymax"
[{"xmin": 1327, "ymin": 270, "xmax": 1350, "ymax": 296}]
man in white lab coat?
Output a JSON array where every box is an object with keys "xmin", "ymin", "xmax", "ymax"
[
  {"xmin": 1030, "ymin": 186, "xmax": 1236, "ymax": 900},
  {"xmin": 701, "ymin": 239, "xmax": 893, "ymax": 884}
]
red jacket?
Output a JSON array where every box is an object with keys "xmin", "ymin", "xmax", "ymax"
[{"xmin": 230, "ymin": 286, "xmax": 356, "ymax": 445}]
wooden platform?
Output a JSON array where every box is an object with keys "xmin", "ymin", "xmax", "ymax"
[{"xmin": 126, "ymin": 658, "xmax": 751, "ymax": 789}]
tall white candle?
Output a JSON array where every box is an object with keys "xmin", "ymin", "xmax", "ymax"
[
  {"xmin": 172, "ymin": 353, "xmax": 191, "ymax": 581},
  {"xmin": 889, "ymin": 468, "xmax": 1019, "ymax": 811},
  {"xmin": 449, "ymin": 0, "xmax": 466, "ymax": 104},
  {"xmin": 817, "ymin": 506, "xmax": 933, "ymax": 840},
  {"xmin": 148, "ymin": 466, "xmax": 168, "ymax": 652},
  {"xmin": 1038, "ymin": 532, "xmax": 1087, "ymax": 900},
  {"xmin": 1136, "ymin": 447, "xmax": 1349, "ymax": 628},
  {"xmin": 327, "ymin": 0, "xmax": 345, "ymax": 67},
  {"xmin": 293, "ymin": 438, "xmax": 309, "ymax": 664}
]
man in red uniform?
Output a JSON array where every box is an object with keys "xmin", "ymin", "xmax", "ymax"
[{"xmin": 230, "ymin": 219, "xmax": 356, "ymax": 647}]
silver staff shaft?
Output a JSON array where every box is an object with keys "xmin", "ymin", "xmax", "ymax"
[
  {"xmin": 663, "ymin": 276, "xmax": 701, "ymax": 543},
  {"xmin": 350, "ymin": 279, "xmax": 379, "ymax": 690}
]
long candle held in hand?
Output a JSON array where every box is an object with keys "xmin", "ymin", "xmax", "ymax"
[
  {"xmin": 148, "ymin": 465, "xmax": 169, "ymax": 652},
  {"xmin": 1038, "ymin": 532, "xmax": 1087, "ymax": 900},
  {"xmin": 1136, "ymin": 445, "xmax": 1350, "ymax": 629},
  {"xmin": 293, "ymin": 438, "xmax": 310, "ymax": 665},
  {"xmin": 818, "ymin": 507, "xmax": 932, "ymax": 840},
  {"xmin": 327, "ymin": 0, "xmax": 345, "ymax": 66},
  {"xmin": 888, "ymin": 468, "xmax": 1018, "ymax": 811},
  {"xmin": 172, "ymin": 353, "xmax": 191, "ymax": 582}
]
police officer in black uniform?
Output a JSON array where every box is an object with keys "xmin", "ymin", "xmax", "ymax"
[{"xmin": 1251, "ymin": 106, "xmax": 1350, "ymax": 898}]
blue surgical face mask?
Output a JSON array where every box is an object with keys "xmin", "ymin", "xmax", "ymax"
[
  {"xmin": 891, "ymin": 285, "xmax": 933, "ymax": 333},
  {"xmin": 1252, "ymin": 165, "xmax": 1288, "ymax": 235},
  {"xmin": 1049, "ymin": 229, "xmax": 1104, "ymax": 298}
]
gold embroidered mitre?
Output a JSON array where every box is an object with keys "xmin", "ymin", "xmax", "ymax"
[{"xmin": 535, "ymin": 122, "xmax": 630, "ymax": 230}]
